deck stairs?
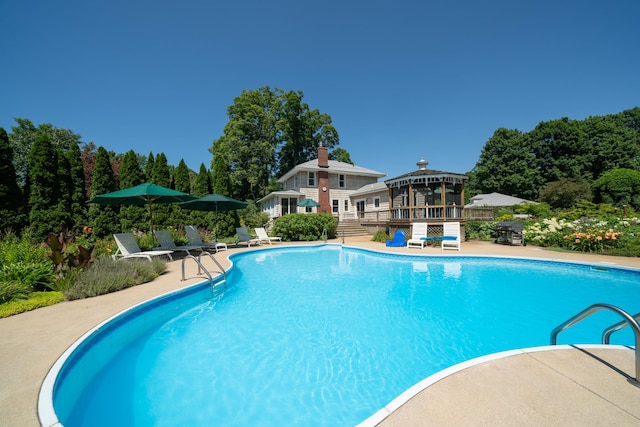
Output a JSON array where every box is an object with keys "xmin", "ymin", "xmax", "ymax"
[{"xmin": 337, "ymin": 219, "xmax": 370, "ymax": 237}]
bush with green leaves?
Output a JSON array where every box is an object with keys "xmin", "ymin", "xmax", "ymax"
[
  {"xmin": 465, "ymin": 221, "xmax": 497, "ymax": 241},
  {"xmin": 272, "ymin": 213, "xmax": 337, "ymax": 241},
  {"xmin": 0, "ymin": 291, "xmax": 65, "ymax": 317},
  {"xmin": 64, "ymin": 256, "xmax": 166, "ymax": 300},
  {"xmin": 371, "ymin": 230, "xmax": 391, "ymax": 242}
]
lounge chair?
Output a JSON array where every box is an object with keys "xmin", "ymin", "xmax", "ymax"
[
  {"xmin": 236, "ymin": 227, "xmax": 261, "ymax": 247},
  {"xmin": 441, "ymin": 222, "xmax": 461, "ymax": 251},
  {"xmin": 385, "ymin": 230, "xmax": 406, "ymax": 247},
  {"xmin": 154, "ymin": 230, "xmax": 202, "ymax": 256},
  {"xmin": 254, "ymin": 227, "xmax": 282, "ymax": 245},
  {"xmin": 407, "ymin": 223, "xmax": 428, "ymax": 249},
  {"xmin": 113, "ymin": 233, "xmax": 174, "ymax": 261},
  {"xmin": 185, "ymin": 225, "xmax": 227, "ymax": 252}
]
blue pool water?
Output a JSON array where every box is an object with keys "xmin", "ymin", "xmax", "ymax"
[{"xmin": 54, "ymin": 246, "xmax": 639, "ymax": 426}]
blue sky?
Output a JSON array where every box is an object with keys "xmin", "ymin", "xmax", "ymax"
[{"xmin": 1, "ymin": 0, "xmax": 638, "ymax": 181}]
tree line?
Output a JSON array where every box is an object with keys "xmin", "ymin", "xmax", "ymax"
[
  {"xmin": 0, "ymin": 87, "xmax": 351, "ymax": 241},
  {"xmin": 466, "ymin": 107, "xmax": 640, "ymax": 209}
]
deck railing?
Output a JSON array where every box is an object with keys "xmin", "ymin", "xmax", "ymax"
[{"xmin": 389, "ymin": 205, "xmax": 464, "ymax": 220}]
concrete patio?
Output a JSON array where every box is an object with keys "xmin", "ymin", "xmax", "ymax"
[{"xmin": 1, "ymin": 237, "xmax": 639, "ymax": 426}]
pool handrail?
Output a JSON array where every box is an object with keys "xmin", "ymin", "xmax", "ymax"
[
  {"xmin": 181, "ymin": 252, "xmax": 226, "ymax": 293},
  {"xmin": 550, "ymin": 303, "xmax": 640, "ymax": 387},
  {"xmin": 603, "ymin": 311, "xmax": 640, "ymax": 344}
]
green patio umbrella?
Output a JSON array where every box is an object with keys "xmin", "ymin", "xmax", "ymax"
[
  {"xmin": 88, "ymin": 182, "xmax": 196, "ymax": 236},
  {"xmin": 179, "ymin": 193, "xmax": 248, "ymax": 240},
  {"xmin": 296, "ymin": 198, "xmax": 321, "ymax": 208}
]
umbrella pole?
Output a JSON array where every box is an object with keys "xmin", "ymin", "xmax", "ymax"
[{"xmin": 149, "ymin": 202, "xmax": 155, "ymax": 246}]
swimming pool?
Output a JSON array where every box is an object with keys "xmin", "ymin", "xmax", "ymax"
[{"xmin": 43, "ymin": 245, "xmax": 639, "ymax": 426}]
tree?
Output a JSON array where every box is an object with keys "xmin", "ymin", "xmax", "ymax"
[
  {"xmin": 467, "ymin": 128, "xmax": 543, "ymax": 200},
  {"xmin": 538, "ymin": 178, "xmax": 592, "ymax": 209},
  {"xmin": 144, "ymin": 152, "xmax": 155, "ymax": 182},
  {"xmin": 212, "ymin": 154, "xmax": 239, "ymax": 238},
  {"xmin": 329, "ymin": 147, "xmax": 354, "ymax": 165},
  {"xmin": 190, "ymin": 164, "xmax": 215, "ymax": 231},
  {"xmin": 151, "ymin": 152, "xmax": 171, "ymax": 228},
  {"xmin": 173, "ymin": 159, "xmax": 191, "ymax": 193},
  {"xmin": 0, "ymin": 128, "xmax": 25, "ymax": 231},
  {"xmin": 67, "ymin": 141, "xmax": 87, "ymax": 227},
  {"xmin": 55, "ymin": 148, "xmax": 73, "ymax": 229},
  {"xmin": 118, "ymin": 150, "xmax": 146, "ymax": 232},
  {"xmin": 277, "ymin": 90, "xmax": 339, "ymax": 175},
  {"xmin": 26, "ymin": 134, "xmax": 61, "ymax": 240},
  {"xmin": 88, "ymin": 146, "xmax": 119, "ymax": 237},
  {"xmin": 210, "ymin": 87, "xmax": 340, "ymax": 200},
  {"xmin": 591, "ymin": 168, "xmax": 640, "ymax": 210}
]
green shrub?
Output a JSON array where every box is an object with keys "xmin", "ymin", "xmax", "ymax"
[
  {"xmin": 465, "ymin": 221, "xmax": 496, "ymax": 241},
  {"xmin": 64, "ymin": 257, "xmax": 166, "ymax": 300},
  {"xmin": 0, "ymin": 261, "xmax": 56, "ymax": 292},
  {"xmin": 0, "ymin": 230, "xmax": 49, "ymax": 264},
  {"xmin": 372, "ymin": 230, "xmax": 391, "ymax": 242},
  {"xmin": 0, "ymin": 291, "xmax": 65, "ymax": 317},
  {"xmin": 0, "ymin": 280, "xmax": 32, "ymax": 304},
  {"xmin": 272, "ymin": 213, "xmax": 337, "ymax": 241}
]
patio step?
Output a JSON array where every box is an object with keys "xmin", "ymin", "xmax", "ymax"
[{"xmin": 337, "ymin": 220, "xmax": 370, "ymax": 237}]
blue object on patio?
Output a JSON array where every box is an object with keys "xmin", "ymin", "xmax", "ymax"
[{"xmin": 385, "ymin": 230, "xmax": 406, "ymax": 247}]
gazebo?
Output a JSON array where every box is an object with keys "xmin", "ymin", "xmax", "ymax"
[{"xmin": 384, "ymin": 157, "xmax": 468, "ymax": 235}]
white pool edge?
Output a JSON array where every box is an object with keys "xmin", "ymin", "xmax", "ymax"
[{"xmin": 356, "ymin": 344, "xmax": 633, "ymax": 427}]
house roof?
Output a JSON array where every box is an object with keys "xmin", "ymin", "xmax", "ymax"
[
  {"xmin": 464, "ymin": 192, "xmax": 535, "ymax": 208},
  {"xmin": 257, "ymin": 189, "xmax": 303, "ymax": 203},
  {"xmin": 278, "ymin": 159, "xmax": 386, "ymax": 183},
  {"xmin": 350, "ymin": 181, "xmax": 388, "ymax": 197}
]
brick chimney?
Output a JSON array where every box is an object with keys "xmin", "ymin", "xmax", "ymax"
[
  {"xmin": 317, "ymin": 145, "xmax": 330, "ymax": 213},
  {"xmin": 318, "ymin": 144, "xmax": 329, "ymax": 168}
]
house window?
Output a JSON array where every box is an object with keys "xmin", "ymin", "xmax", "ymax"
[
  {"xmin": 344, "ymin": 200, "xmax": 349, "ymax": 211},
  {"xmin": 339, "ymin": 174, "xmax": 346, "ymax": 188},
  {"xmin": 332, "ymin": 200, "xmax": 339, "ymax": 213},
  {"xmin": 308, "ymin": 172, "xmax": 316, "ymax": 187},
  {"xmin": 374, "ymin": 197, "xmax": 380, "ymax": 208},
  {"xmin": 293, "ymin": 174, "xmax": 298, "ymax": 188}
]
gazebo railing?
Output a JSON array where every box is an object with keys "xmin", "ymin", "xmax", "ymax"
[{"xmin": 390, "ymin": 205, "xmax": 464, "ymax": 220}]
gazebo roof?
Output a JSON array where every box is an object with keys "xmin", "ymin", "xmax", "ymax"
[{"xmin": 385, "ymin": 168, "xmax": 468, "ymax": 188}]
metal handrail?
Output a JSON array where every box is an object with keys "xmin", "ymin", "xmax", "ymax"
[
  {"xmin": 197, "ymin": 251, "xmax": 226, "ymax": 282},
  {"xmin": 550, "ymin": 303, "xmax": 640, "ymax": 386},
  {"xmin": 603, "ymin": 312, "xmax": 640, "ymax": 344},
  {"xmin": 181, "ymin": 253, "xmax": 226, "ymax": 294}
]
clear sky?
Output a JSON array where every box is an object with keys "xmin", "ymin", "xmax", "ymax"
[{"xmin": 1, "ymin": 0, "xmax": 638, "ymax": 181}]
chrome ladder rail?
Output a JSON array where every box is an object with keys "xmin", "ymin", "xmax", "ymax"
[
  {"xmin": 181, "ymin": 253, "xmax": 226, "ymax": 294},
  {"xmin": 550, "ymin": 303, "xmax": 640, "ymax": 387}
]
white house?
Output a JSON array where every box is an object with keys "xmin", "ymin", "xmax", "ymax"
[{"xmin": 258, "ymin": 146, "xmax": 386, "ymax": 221}]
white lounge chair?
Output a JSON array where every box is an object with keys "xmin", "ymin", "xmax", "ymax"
[
  {"xmin": 254, "ymin": 227, "xmax": 282, "ymax": 245},
  {"xmin": 407, "ymin": 223, "xmax": 428, "ymax": 249},
  {"xmin": 154, "ymin": 230, "xmax": 202, "ymax": 256},
  {"xmin": 185, "ymin": 225, "xmax": 227, "ymax": 252},
  {"xmin": 441, "ymin": 222, "xmax": 461, "ymax": 251},
  {"xmin": 236, "ymin": 227, "xmax": 261, "ymax": 247},
  {"xmin": 113, "ymin": 233, "xmax": 174, "ymax": 261}
]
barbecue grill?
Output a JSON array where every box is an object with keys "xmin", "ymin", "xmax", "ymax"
[{"xmin": 495, "ymin": 221, "xmax": 525, "ymax": 246}]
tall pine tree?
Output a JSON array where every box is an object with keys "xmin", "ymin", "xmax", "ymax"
[
  {"xmin": 0, "ymin": 128, "xmax": 25, "ymax": 232},
  {"xmin": 27, "ymin": 134, "xmax": 61, "ymax": 240},
  {"xmin": 88, "ymin": 147, "xmax": 119, "ymax": 237},
  {"xmin": 67, "ymin": 141, "xmax": 87, "ymax": 228},
  {"xmin": 212, "ymin": 154, "xmax": 239, "ymax": 237},
  {"xmin": 190, "ymin": 163, "xmax": 214, "ymax": 230},
  {"xmin": 151, "ymin": 152, "xmax": 171, "ymax": 228},
  {"xmin": 119, "ymin": 150, "xmax": 146, "ymax": 232},
  {"xmin": 144, "ymin": 152, "xmax": 155, "ymax": 182},
  {"xmin": 169, "ymin": 159, "xmax": 192, "ymax": 226}
]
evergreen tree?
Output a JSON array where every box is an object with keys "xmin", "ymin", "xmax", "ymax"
[
  {"xmin": 55, "ymin": 148, "xmax": 73, "ymax": 229},
  {"xmin": 173, "ymin": 159, "xmax": 191, "ymax": 193},
  {"xmin": 151, "ymin": 152, "xmax": 171, "ymax": 228},
  {"xmin": 0, "ymin": 128, "xmax": 25, "ymax": 232},
  {"xmin": 88, "ymin": 146, "xmax": 119, "ymax": 237},
  {"xmin": 190, "ymin": 163, "xmax": 214, "ymax": 230},
  {"xmin": 67, "ymin": 141, "xmax": 87, "ymax": 228},
  {"xmin": 119, "ymin": 150, "xmax": 146, "ymax": 231},
  {"xmin": 212, "ymin": 154, "xmax": 239, "ymax": 237},
  {"xmin": 27, "ymin": 134, "xmax": 61, "ymax": 240},
  {"xmin": 168, "ymin": 159, "xmax": 192, "ymax": 226},
  {"xmin": 144, "ymin": 152, "xmax": 155, "ymax": 182}
]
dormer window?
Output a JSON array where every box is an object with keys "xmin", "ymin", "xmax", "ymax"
[{"xmin": 308, "ymin": 172, "xmax": 316, "ymax": 187}]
